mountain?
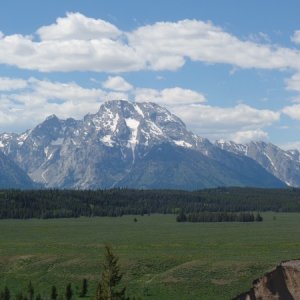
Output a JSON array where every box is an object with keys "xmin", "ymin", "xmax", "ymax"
[
  {"xmin": 0, "ymin": 100, "xmax": 285, "ymax": 189},
  {"xmin": 216, "ymin": 140, "xmax": 300, "ymax": 187},
  {"xmin": 0, "ymin": 151, "xmax": 36, "ymax": 188}
]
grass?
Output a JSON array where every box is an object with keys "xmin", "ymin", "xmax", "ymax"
[{"xmin": 0, "ymin": 213, "xmax": 300, "ymax": 299}]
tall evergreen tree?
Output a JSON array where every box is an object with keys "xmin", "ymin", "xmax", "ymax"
[
  {"xmin": 96, "ymin": 245, "xmax": 127, "ymax": 300},
  {"xmin": 16, "ymin": 292, "xmax": 24, "ymax": 300},
  {"xmin": 65, "ymin": 284, "xmax": 72, "ymax": 300},
  {"xmin": 28, "ymin": 282, "xmax": 34, "ymax": 300},
  {"xmin": 255, "ymin": 212, "xmax": 263, "ymax": 222},
  {"xmin": 35, "ymin": 294, "xmax": 42, "ymax": 300},
  {"xmin": 79, "ymin": 279, "xmax": 88, "ymax": 297},
  {"xmin": 3, "ymin": 287, "xmax": 10, "ymax": 300},
  {"xmin": 51, "ymin": 286, "xmax": 58, "ymax": 300}
]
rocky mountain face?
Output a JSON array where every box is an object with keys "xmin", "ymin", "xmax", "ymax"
[
  {"xmin": 216, "ymin": 140, "xmax": 300, "ymax": 187},
  {"xmin": 0, "ymin": 151, "xmax": 35, "ymax": 188},
  {"xmin": 234, "ymin": 260, "xmax": 300, "ymax": 300},
  {"xmin": 0, "ymin": 100, "xmax": 286, "ymax": 189}
]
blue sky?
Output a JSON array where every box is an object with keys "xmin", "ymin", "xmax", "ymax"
[{"xmin": 1, "ymin": 0, "xmax": 300, "ymax": 148}]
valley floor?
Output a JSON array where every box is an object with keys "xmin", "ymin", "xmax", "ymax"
[{"xmin": 0, "ymin": 213, "xmax": 299, "ymax": 299}]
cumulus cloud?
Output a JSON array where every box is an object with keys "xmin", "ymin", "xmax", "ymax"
[
  {"xmin": 0, "ymin": 76, "xmax": 280, "ymax": 143},
  {"xmin": 37, "ymin": 12, "xmax": 121, "ymax": 41},
  {"xmin": 133, "ymin": 87, "xmax": 278, "ymax": 141},
  {"xmin": 102, "ymin": 76, "xmax": 133, "ymax": 91},
  {"xmin": 286, "ymin": 72, "xmax": 300, "ymax": 93},
  {"xmin": 170, "ymin": 103, "xmax": 280, "ymax": 140},
  {"xmin": 128, "ymin": 19, "xmax": 300, "ymax": 71},
  {"xmin": 291, "ymin": 30, "xmax": 300, "ymax": 45},
  {"xmin": 280, "ymin": 141, "xmax": 300, "ymax": 151},
  {"xmin": 0, "ymin": 13, "xmax": 300, "ymax": 72},
  {"xmin": 0, "ymin": 77, "xmax": 28, "ymax": 91},
  {"xmin": 230, "ymin": 129, "xmax": 268, "ymax": 143},
  {"xmin": 282, "ymin": 104, "xmax": 300, "ymax": 120},
  {"xmin": 0, "ymin": 77, "xmax": 128, "ymax": 132},
  {"xmin": 134, "ymin": 87, "xmax": 206, "ymax": 105},
  {"xmin": 0, "ymin": 34, "xmax": 144, "ymax": 72}
]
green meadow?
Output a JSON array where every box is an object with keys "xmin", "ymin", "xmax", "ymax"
[{"xmin": 0, "ymin": 213, "xmax": 300, "ymax": 299}]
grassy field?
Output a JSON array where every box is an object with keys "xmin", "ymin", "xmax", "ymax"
[{"xmin": 0, "ymin": 213, "xmax": 300, "ymax": 299}]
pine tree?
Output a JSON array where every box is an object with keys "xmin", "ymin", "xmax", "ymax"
[
  {"xmin": 51, "ymin": 286, "xmax": 58, "ymax": 300},
  {"xmin": 35, "ymin": 294, "xmax": 42, "ymax": 300},
  {"xmin": 28, "ymin": 281, "xmax": 34, "ymax": 300},
  {"xmin": 79, "ymin": 279, "xmax": 88, "ymax": 297},
  {"xmin": 16, "ymin": 292, "xmax": 24, "ymax": 300},
  {"xmin": 255, "ymin": 212, "xmax": 263, "ymax": 222},
  {"xmin": 65, "ymin": 284, "xmax": 72, "ymax": 300},
  {"xmin": 3, "ymin": 287, "xmax": 10, "ymax": 300},
  {"xmin": 96, "ymin": 245, "xmax": 127, "ymax": 300}
]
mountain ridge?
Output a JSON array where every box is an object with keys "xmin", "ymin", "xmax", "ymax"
[{"xmin": 0, "ymin": 100, "xmax": 290, "ymax": 189}]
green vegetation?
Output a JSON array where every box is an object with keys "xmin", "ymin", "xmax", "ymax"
[
  {"xmin": 1, "ymin": 188, "xmax": 300, "ymax": 219},
  {"xmin": 176, "ymin": 211, "xmax": 262, "ymax": 222},
  {"xmin": 0, "ymin": 213, "xmax": 299, "ymax": 299}
]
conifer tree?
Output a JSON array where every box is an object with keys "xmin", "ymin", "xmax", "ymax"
[
  {"xmin": 3, "ymin": 287, "xmax": 10, "ymax": 300},
  {"xmin": 79, "ymin": 279, "xmax": 88, "ymax": 297},
  {"xmin": 51, "ymin": 286, "xmax": 58, "ymax": 300},
  {"xmin": 65, "ymin": 284, "xmax": 72, "ymax": 300},
  {"xmin": 255, "ymin": 212, "xmax": 263, "ymax": 222},
  {"xmin": 16, "ymin": 292, "xmax": 24, "ymax": 300},
  {"xmin": 35, "ymin": 294, "xmax": 42, "ymax": 300},
  {"xmin": 96, "ymin": 245, "xmax": 127, "ymax": 300},
  {"xmin": 28, "ymin": 281, "xmax": 34, "ymax": 300}
]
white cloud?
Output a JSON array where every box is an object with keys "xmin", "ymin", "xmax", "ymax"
[
  {"xmin": 291, "ymin": 30, "xmax": 300, "ymax": 45},
  {"xmin": 230, "ymin": 129, "xmax": 268, "ymax": 144},
  {"xmin": 282, "ymin": 104, "xmax": 300, "ymax": 120},
  {"xmin": 0, "ymin": 14, "xmax": 300, "ymax": 73},
  {"xmin": 280, "ymin": 141, "xmax": 300, "ymax": 151},
  {"xmin": 134, "ymin": 87, "xmax": 206, "ymax": 105},
  {"xmin": 0, "ymin": 77, "xmax": 28, "ymax": 91},
  {"xmin": 0, "ymin": 76, "xmax": 280, "ymax": 144},
  {"xmin": 170, "ymin": 103, "xmax": 279, "ymax": 140},
  {"xmin": 0, "ymin": 77, "xmax": 128, "ymax": 132},
  {"xmin": 128, "ymin": 19, "xmax": 300, "ymax": 71},
  {"xmin": 102, "ymin": 76, "xmax": 133, "ymax": 91},
  {"xmin": 286, "ymin": 72, "xmax": 300, "ymax": 93},
  {"xmin": 37, "ymin": 12, "xmax": 121, "ymax": 41},
  {"xmin": 0, "ymin": 31, "xmax": 144, "ymax": 73}
]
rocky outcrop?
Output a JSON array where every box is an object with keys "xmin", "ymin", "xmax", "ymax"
[{"xmin": 234, "ymin": 260, "xmax": 300, "ymax": 300}]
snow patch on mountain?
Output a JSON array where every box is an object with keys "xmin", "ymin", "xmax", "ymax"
[{"xmin": 174, "ymin": 140, "xmax": 192, "ymax": 148}]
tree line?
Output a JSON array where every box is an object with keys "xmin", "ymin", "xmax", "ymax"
[
  {"xmin": 0, "ymin": 187, "xmax": 299, "ymax": 219},
  {"xmin": 176, "ymin": 211, "xmax": 263, "ymax": 222}
]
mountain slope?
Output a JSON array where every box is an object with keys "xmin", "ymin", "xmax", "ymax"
[
  {"xmin": 118, "ymin": 143, "xmax": 284, "ymax": 189},
  {"xmin": 0, "ymin": 151, "xmax": 36, "ymax": 188},
  {"xmin": 0, "ymin": 100, "xmax": 286, "ymax": 189},
  {"xmin": 216, "ymin": 140, "xmax": 300, "ymax": 187}
]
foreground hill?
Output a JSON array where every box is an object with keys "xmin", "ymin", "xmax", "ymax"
[{"xmin": 0, "ymin": 100, "xmax": 285, "ymax": 189}]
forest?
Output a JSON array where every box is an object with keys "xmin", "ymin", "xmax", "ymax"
[{"xmin": 0, "ymin": 187, "xmax": 299, "ymax": 219}]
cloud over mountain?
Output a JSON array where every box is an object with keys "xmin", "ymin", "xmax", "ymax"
[{"xmin": 1, "ymin": 13, "xmax": 300, "ymax": 73}]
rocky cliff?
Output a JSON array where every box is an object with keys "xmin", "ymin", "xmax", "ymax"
[{"xmin": 234, "ymin": 260, "xmax": 300, "ymax": 300}]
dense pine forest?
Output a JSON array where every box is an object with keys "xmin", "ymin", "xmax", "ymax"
[{"xmin": 0, "ymin": 187, "xmax": 300, "ymax": 219}]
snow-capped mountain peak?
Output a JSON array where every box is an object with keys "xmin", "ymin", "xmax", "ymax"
[{"xmin": 0, "ymin": 100, "xmax": 290, "ymax": 189}]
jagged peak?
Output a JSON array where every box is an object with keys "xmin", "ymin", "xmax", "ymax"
[{"xmin": 45, "ymin": 114, "xmax": 59, "ymax": 121}]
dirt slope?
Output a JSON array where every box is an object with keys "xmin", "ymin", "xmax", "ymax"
[{"xmin": 234, "ymin": 260, "xmax": 300, "ymax": 300}]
